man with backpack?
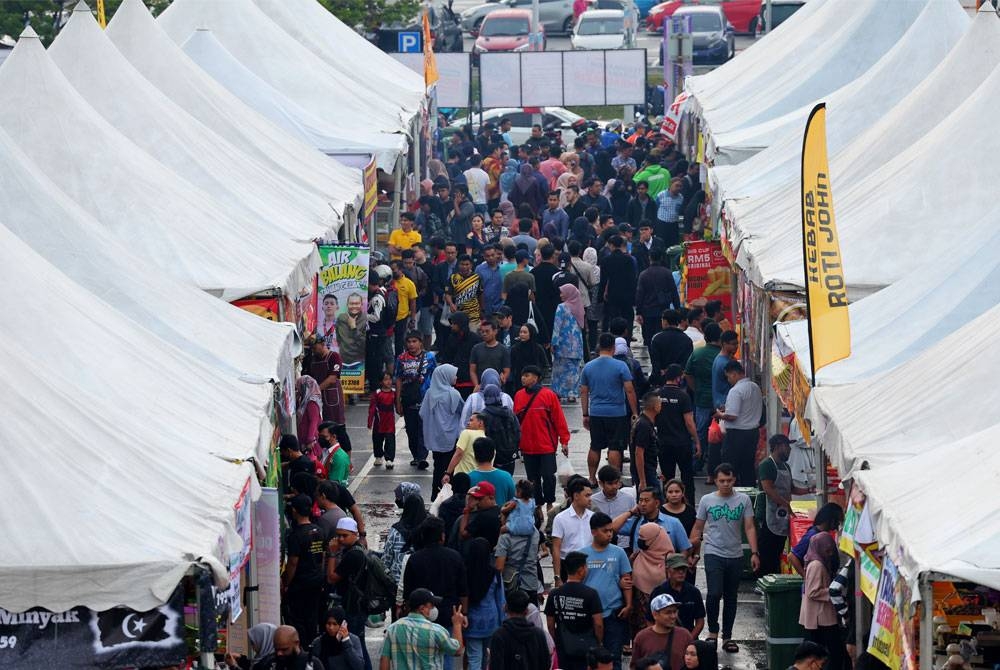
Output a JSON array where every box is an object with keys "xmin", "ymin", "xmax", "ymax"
[
  {"xmin": 489, "ymin": 589, "xmax": 551, "ymax": 670},
  {"xmin": 327, "ymin": 517, "xmax": 387, "ymax": 670},
  {"xmin": 479, "ymin": 384, "xmax": 521, "ymax": 476}
]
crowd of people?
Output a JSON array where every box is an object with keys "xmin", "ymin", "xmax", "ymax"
[{"xmin": 234, "ymin": 120, "xmax": 854, "ymax": 670}]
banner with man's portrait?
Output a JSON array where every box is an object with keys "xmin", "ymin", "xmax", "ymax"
[{"xmin": 317, "ymin": 245, "xmax": 370, "ymax": 394}]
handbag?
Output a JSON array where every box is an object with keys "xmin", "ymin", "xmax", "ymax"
[{"xmin": 527, "ymin": 301, "xmax": 538, "ymax": 330}]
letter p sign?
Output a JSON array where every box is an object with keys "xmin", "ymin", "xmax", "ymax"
[{"xmin": 398, "ymin": 31, "xmax": 422, "ymax": 53}]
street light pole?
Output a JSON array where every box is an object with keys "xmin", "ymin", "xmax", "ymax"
[{"xmin": 764, "ymin": 0, "xmax": 772, "ymax": 34}]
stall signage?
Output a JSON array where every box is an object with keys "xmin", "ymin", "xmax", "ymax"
[
  {"xmin": 233, "ymin": 297, "xmax": 280, "ymax": 321},
  {"xmin": 859, "ymin": 548, "xmax": 881, "ymax": 604},
  {"xmin": 868, "ymin": 557, "xmax": 903, "ymax": 670},
  {"xmin": 683, "ymin": 239, "xmax": 733, "ymax": 323},
  {"xmin": 317, "ymin": 246, "xmax": 371, "ymax": 394}
]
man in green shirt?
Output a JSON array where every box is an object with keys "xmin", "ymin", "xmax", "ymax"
[
  {"xmin": 319, "ymin": 421, "xmax": 351, "ymax": 485},
  {"xmin": 684, "ymin": 322, "xmax": 722, "ymax": 482}
]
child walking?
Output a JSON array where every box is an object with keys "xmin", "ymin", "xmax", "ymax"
[{"xmin": 368, "ymin": 372, "xmax": 397, "ymax": 469}]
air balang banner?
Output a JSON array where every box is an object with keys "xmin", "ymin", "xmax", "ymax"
[{"xmin": 0, "ymin": 586, "xmax": 185, "ymax": 669}]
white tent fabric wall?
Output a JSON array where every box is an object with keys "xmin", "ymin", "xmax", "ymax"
[
  {"xmin": 51, "ymin": 4, "xmax": 338, "ymax": 242},
  {"xmin": 709, "ymin": 0, "xmax": 967, "ymax": 178},
  {"xmin": 854, "ymin": 429, "xmax": 1000, "ymax": 591},
  {"xmin": 253, "ymin": 0, "xmax": 424, "ymax": 115},
  {"xmin": 179, "ymin": 28, "xmax": 405, "ymax": 171},
  {"xmin": 720, "ymin": 3, "xmax": 999, "ymax": 233},
  {"xmin": 733, "ymin": 38, "xmax": 1000, "ymax": 295},
  {"xmin": 0, "ymin": 227, "xmax": 261, "ymax": 613},
  {"xmin": 159, "ymin": 0, "xmax": 409, "ymax": 135},
  {"xmin": 805, "ymin": 300, "xmax": 1000, "ymax": 479},
  {"xmin": 0, "ymin": 28, "xmax": 319, "ymax": 301},
  {"xmin": 0, "ymin": 122, "xmax": 298, "ymax": 388},
  {"xmin": 105, "ymin": 0, "xmax": 364, "ymax": 216}
]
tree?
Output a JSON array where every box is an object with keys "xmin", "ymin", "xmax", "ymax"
[
  {"xmin": 0, "ymin": 1, "xmax": 169, "ymax": 46},
  {"xmin": 319, "ymin": 0, "xmax": 422, "ymax": 32}
]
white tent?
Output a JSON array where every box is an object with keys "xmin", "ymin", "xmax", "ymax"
[
  {"xmin": 178, "ymin": 28, "xmax": 405, "ymax": 170},
  {"xmin": 50, "ymin": 3, "xmax": 337, "ymax": 242},
  {"xmin": 159, "ymin": 0, "xmax": 411, "ymax": 136},
  {"xmin": 855, "ymin": 430, "xmax": 1000, "ymax": 592},
  {"xmin": 0, "ymin": 226, "xmax": 265, "ymax": 612},
  {"xmin": 105, "ymin": 0, "xmax": 364, "ymax": 218},
  {"xmin": 721, "ymin": 3, "xmax": 1000, "ymax": 239},
  {"xmin": 0, "ymin": 28, "xmax": 319, "ymax": 301},
  {"xmin": 252, "ymin": 0, "xmax": 424, "ymax": 115},
  {"xmin": 806, "ymin": 301, "xmax": 1000, "ymax": 479},
  {"xmin": 687, "ymin": 0, "xmax": 929, "ymax": 165},
  {"xmin": 733, "ymin": 34, "xmax": 1000, "ymax": 296},
  {"xmin": 0, "ymin": 121, "xmax": 298, "ymax": 386},
  {"xmin": 710, "ymin": 0, "xmax": 967, "ymax": 186}
]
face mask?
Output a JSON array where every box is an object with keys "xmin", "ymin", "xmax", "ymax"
[
  {"xmin": 428, "ymin": 606, "xmax": 439, "ymax": 622},
  {"xmin": 318, "ymin": 436, "xmax": 331, "ymax": 449},
  {"xmin": 637, "ymin": 538, "xmax": 650, "ymax": 551}
]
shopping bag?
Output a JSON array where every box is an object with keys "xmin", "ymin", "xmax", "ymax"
[
  {"xmin": 556, "ymin": 452, "xmax": 574, "ymax": 487},
  {"xmin": 430, "ymin": 482, "xmax": 452, "ymax": 514}
]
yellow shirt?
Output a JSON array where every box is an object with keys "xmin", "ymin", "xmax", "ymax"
[
  {"xmin": 395, "ymin": 276, "xmax": 417, "ymax": 321},
  {"xmin": 388, "ymin": 228, "xmax": 422, "ymax": 259},
  {"xmin": 454, "ymin": 429, "xmax": 486, "ymax": 474}
]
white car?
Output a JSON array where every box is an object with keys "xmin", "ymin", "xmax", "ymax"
[
  {"xmin": 571, "ymin": 9, "xmax": 635, "ymax": 50},
  {"xmin": 450, "ymin": 107, "xmax": 586, "ymax": 145}
]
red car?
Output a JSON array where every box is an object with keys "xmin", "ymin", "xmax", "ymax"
[{"xmin": 646, "ymin": 0, "xmax": 759, "ymax": 34}]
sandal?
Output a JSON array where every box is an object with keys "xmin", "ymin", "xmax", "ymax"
[{"xmin": 722, "ymin": 640, "xmax": 739, "ymax": 653}]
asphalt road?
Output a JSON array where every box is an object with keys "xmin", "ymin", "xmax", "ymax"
[{"xmin": 341, "ymin": 339, "xmax": 769, "ymax": 669}]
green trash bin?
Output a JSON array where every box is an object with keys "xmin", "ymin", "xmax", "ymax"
[
  {"xmin": 757, "ymin": 574, "xmax": 805, "ymax": 670},
  {"xmin": 736, "ymin": 487, "xmax": 761, "ymax": 579}
]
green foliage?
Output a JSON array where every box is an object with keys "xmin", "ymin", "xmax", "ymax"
[
  {"xmin": 0, "ymin": 1, "xmax": 169, "ymax": 45},
  {"xmin": 318, "ymin": 0, "xmax": 423, "ymax": 32}
]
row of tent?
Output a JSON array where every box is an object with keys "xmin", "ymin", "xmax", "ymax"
[
  {"xmin": 683, "ymin": 1, "xmax": 1000, "ymax": 592},
  {"xmin": 0, "ymin": 0, "xmax": 424, "ymax": 613}
]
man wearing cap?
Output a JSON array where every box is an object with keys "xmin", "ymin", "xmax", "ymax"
[
  {"xmin": 380, "ymin": 588, "xmax": 466, "ymax": 670},
  {"xmin": 459, "ymin": 480, "xmax": 502, "ymax": 550},
  {"xmin": 631, "ymin": 594, "xmax": 693, "ymax": 670},
  {"xmin": 650, "ymin": 554, "xmax": 706, "ymax": 637},
  {"xmin": 326, "ymin": 517, "xmax": 372, "ymax": 670},
  {"xmin": 494, "ymin": 306, "xmax": 515, "ymax": 348},
  {"xmin": 757, "ymin": 434, "xmax": 811, "ymax": 577},
  {"xmin": 281, "ymin": 495, "xmax": 326, "ymax": 643},
  {"xmin": 601, "ymin": 120, "xmax": 623, "ymax": 149}
]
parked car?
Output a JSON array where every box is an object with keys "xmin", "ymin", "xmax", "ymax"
[
  {"xmin": 449, "ymin": 107, "xmax": 585, "ymax": 145},
  {"xmin": 473, "ymin": 9, "xmax": 545, "ymax": 53},
  {"xmin": 571, "ymin": 9, "xmax": 635, "ymax": 49},
  {"xmin": 755, "ymin": 0, "xmax": 807, "ymax": 33},
  {"xmin": 370, "ymin": 2, "xmax": 464, "ymax": 52},
  {"xmin": 461, "ymin": 0, "xmax": 575, "ymax": 36},
  {"xmin": 646, "ymin": 0, "xmax": 758, "ymax": 34},
  {"xmin": 673, "ymin": 6, "xmax": 734, "ymax": 63}
]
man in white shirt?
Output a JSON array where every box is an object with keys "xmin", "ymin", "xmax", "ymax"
[
  {"xmin": 551, "ymin": 478, "xmax": 595, "ymax": 585},
  {"xmin": 464, "ymin": 154, "xmax": 491, "ymax": 214},
  {"xmin": 715, "ymin": 360, "xmax": 763, "ymax": 487},
  {"xmin": 590, "ymin": 465, "xmax": 635, "ymax": 518}
]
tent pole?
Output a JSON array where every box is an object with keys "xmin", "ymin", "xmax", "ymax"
[
  {"xmin": 920, "ymin": 575, "xmax": 934, "ymax": 670},
  {"xmin": 764, "ymin": 318, "xmax": 779, "ymax": 436},
  {"xmin": 853, "ymin": 550, "xmax": 867, "ymax": 665},
  {"xmin": 393, "ymin": 154, "xmax": 403, "ymax": 232}
]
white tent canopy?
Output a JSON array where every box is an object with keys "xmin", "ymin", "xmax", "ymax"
[
  {"xmin": 105, "ymin": 0, "xmax": 364, "ymax": 218},
  {"xmin": 179, "ymin": 28, "xmax": 404, "ymax": 171},
  {"xmin": 711, "ymin": 0, "xmax": 967, "ymax": 188},
  {"xmin": 0, "ymin": 122, "xmax": 298, "ymax": 386},
  {"xmin": 159, "ymin": 0, "xmax": 410, "ymax": 136},
  {"xmin": 806, "ymin": 301, "xmax": 1000, "ymax": 478},
  {"xmin": 721, "ymin": 3, "xmax": 1000, "ymax": 242},
  {"xmin": 0, "ymin": 28, "xmax": 319, "ymax": 301},
  {"xmin": 51, "ymin": 3, "xmax": 338, "ymax": 242},
  {"xmin": 688, "ymin": 0, "xmax": 928, "ymax": 164},
  {"xmin": 854, "ymin": 429, "xmax": 1000, "ymax": 592},
  {"xmin": 734, "ymin": 36, "xmax": 1000, "ymax": 295},
  {"xmin": 252, "ymin": 0, "xmax": 424, "ymax": 115},
  {"xmin": 0, "ymin": 226, "xmax": 261, "ymax": 612}
]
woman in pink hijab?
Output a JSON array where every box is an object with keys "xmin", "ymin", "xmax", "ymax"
[
  {"xmin": 556, "ymin": 172, "xmax": 579, "ymax": 208},
  {"xmin": 550, "ymin": 284, "xmax": 586, "ymax": 401}
]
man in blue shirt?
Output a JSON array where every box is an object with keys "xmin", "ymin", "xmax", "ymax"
[
  {"xmin": 655, "ymin": 178, "xmax": 685, "ymax": 246},
  {"xmin": 611, "ymin": 487, "xmax": 694, "ymax": 558},
  {"xmin": 711, "ymin": 331, "xmax": 739, "ymax": 408},
  {"xmin": 541, "ymin": 191, "xmax": 570, "ymax": 239},
  {"xmin": 475, "ymin": 244, "xmax": 504, "ymax": 316},
  {"xmin": 581, "ymin": 512, "xmax": 632, "ymax": 670},
  {"xmin": 581, "ymin": 333, "xmax": 639, "ymax": 484}
]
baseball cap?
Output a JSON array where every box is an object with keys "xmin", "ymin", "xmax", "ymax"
[
  {"xmin": 468, "ymin": 481, "xmax": 496, "ymax": 499},
  {"xmin": 336, "ymin": 517, "xmax": 359, "ymax": 533},
  {"xmin": 650, "ymin": 594, "xmax": 679, "ymax": 611},
  {"xmin": 289, "ymin": 494, "xmax": 312, "ymax": 517},
  {"xmin": 666, "ymin": 554, "xmax": 689, "ymax": 569},
  {"xmin": 515, "ymin": 249, "xmax": 531, "ymax": 263},
  {"xmin": 408, "ymin": 588, "xmax": 443, "ymax": 609}
]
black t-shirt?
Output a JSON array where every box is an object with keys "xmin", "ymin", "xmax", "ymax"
[
  {"xmin": 403, "ymin": 545, "xmax": 468, "ymax": 627},
  {"xmin": 467, "ymin": 506, "xmax": 502, "ymax": 549},
  {"xmin": 662, "ymin": 504, "xmax": 697, "ymax": 536},
  {"xmin": 631, "ymin": 415, "xmax": 658, "ymax": 453},
  {"xmin": 648, "ymin": 580, "xmax": 706, "ymax": 632},
  {"xmin": 288, "ymin": 454, "xmax": 316, "ymax": 484},
  {"xmin": 336, "ymin": 486, "xmax": 357, "ymax": 512},
  {"xmin": 656, "ymin": 385, "xmax": 693, "ymax": 446},
  {"xmin": 286, "ymin": 523, "xmax": 326, "ymax": 589},
  {"xmin": 544, "ymin": 581, "xmax": 602, "ymax": 634}
]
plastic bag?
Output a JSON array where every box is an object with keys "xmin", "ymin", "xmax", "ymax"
[
  {"xmin": 556, "ymin": 452, "xmax": 574, "ymax": 487},
  {"xmin": 430, "ymin": 482, "xmax": 452, "ymax": 515}
]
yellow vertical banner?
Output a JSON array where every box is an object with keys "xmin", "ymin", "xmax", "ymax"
[
  {"xmin": 423, "ymin": 10, "xmax": 439, "ymax": 88},
  {"xmin": 96, "ymin": 0, "xmax": 107, "ymax": 28},
  {"xmin": 801, "ymin": 103, "xmax": 850, "ymax": 381}
]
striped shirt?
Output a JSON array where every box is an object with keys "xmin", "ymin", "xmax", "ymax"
[
  {"xmin": 656, "ymin": 190, "xmax": 684, "ymax": 222},
  {"xmin": 381, "ymin": 613, "xmax": 461, "ymax": 670}
]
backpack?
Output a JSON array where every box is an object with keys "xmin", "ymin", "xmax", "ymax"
[
  {"xmin": 481, "ymin": 403, "xmax": 521, "ymax": 466},
  {"xmin": 346, "ymin": 546, "xmax": 397, "ymax": 615},
  {"xmin": 381, "ymin": 285, "xmax": 399, "ymax": 331}
]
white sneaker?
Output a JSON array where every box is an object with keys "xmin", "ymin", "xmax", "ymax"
[
  {"xmin": 374, "ymin": 458, "xmax": 384, "ymax": 467},
  {"xmin": 385, "ymin": 460, "xmax": 394, "ymax": 470}
]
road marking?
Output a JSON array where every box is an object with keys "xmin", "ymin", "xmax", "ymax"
[{"xmin": 349, "ymin": 414, "xmax": 408, "ymax": 495}]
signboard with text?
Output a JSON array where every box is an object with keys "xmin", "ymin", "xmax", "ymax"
[
  {"xmin": 682, "ymin": 239, "xmax": 733, "ymax": 323},
  {"xmin": 317, "ymin": 246, "xmax": 370, "ymax": 394}
]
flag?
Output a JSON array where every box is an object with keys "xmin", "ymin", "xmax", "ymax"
[
  {"xmin": 96, "ymin": 0, "xmax": 107, "ymax": 28},
  {"xmin": 800, "ymin": 103, "xmax": 850, "ymax": 380},
  {"xmin": 92, "ymin": 600, "xmax": 181, "ymax": 654},
  {"xmin": 422, "ymin": 10, "xmax": 439, "ymax": 88}
]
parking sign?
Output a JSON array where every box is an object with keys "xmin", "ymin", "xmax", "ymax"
[{"xmin": 398, "ymin": 32, "xmax": 422, "ymax": 53}]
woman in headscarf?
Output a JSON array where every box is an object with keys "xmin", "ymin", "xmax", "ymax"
[
  {"xmin": 499, "ymin": 199, "xmax": 517, "ymax": 231},
  {"xmin": 248, "ymin": 622, "xmax": 277, "ymax": 669},
  {"xmin": 550, "ymin": 284, "xmax": 585, "ymax": 402},
  {"xmin": 309, "ymin": 606, "xmax": 365, "ymax": 670},
  {"xmin": 381, "ymin": 492, "xmax": 428, "ymax": 582},
  {"xmin": 799, "ymin": 532, "xmax": 845, "ymax": 669},
  {"xmin": 419, "ymin": 364, "xmax": 465, "ymax": 499},
  {"xmin": 509, "ymin": 323, "xmax": 549, "ymax": 395},
  {"xmin": 460, "ymin": 368, "xmax": 514, "ymax": 426},
  {"xmin": 630, "ymin": 523, "xmax": 675, "ymax": 637},
  {"xmin": 296, "ymin": 375, "xmax": 324, "ymax": 462},
  {"xmin": 560, "ymin": 152, "xmax": 584, "ymax": 181},
  {"xmin": 509, "ymin": 163, "xmax": 545, "ymax": 217},
  {"xmin": 464, "ymin": 537, "xmax": 506, "ymax": 670},
  {"xmin": 499, "ymin": 162, "xmax": 519, "ymax": 202},
  {"xmin": 427, "ymin": 158, "xmax": 449, "ymax": 184}
]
